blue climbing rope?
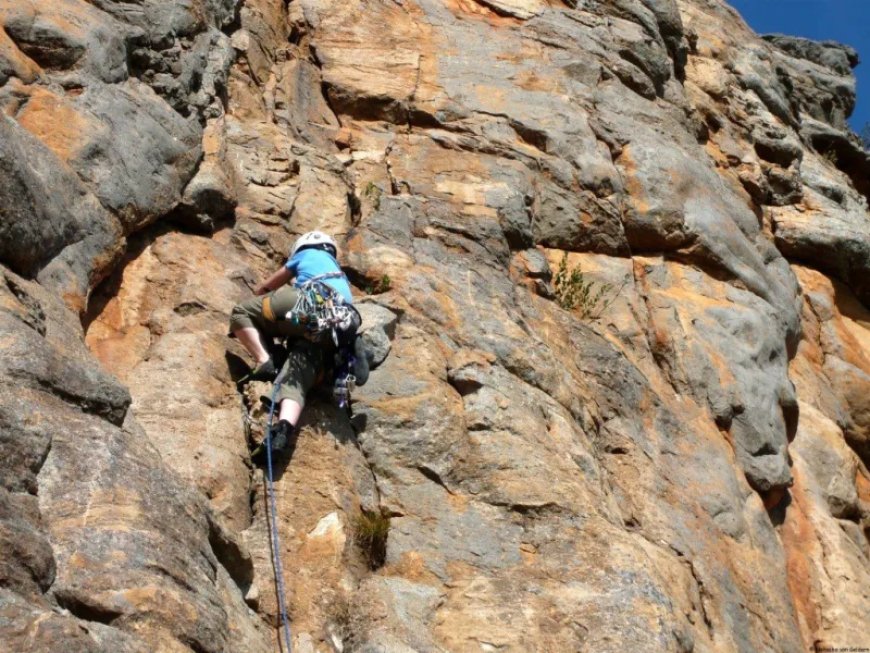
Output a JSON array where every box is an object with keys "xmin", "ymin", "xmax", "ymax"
[{"xmin": 265, "ymin": 375, "xmax": 293, "ymax": 652}]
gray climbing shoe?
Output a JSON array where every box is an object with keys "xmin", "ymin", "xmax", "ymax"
[{"xmin": 353, "ymin": 335, "xmax": 370, "ymax": 386}]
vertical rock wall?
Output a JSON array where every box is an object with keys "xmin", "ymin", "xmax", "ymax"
[{"xmin": 0, "ymin": 0, "xmax": 867, "ymax": 652}]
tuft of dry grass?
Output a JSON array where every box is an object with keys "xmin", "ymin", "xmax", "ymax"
[
  {"xmin": 325, "ymin": 590, "xmax": 368, "ymax": 652},
  {"xmin": 353, "ymin": 509, "xmax": 390, "ymax": 570}
]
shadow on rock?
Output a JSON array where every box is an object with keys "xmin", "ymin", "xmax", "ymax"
[{"xmin": 766, "ymin": 489, "xmax": 793, "ymax": 527}]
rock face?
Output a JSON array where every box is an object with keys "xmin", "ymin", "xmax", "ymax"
[{"xmin": 1, "ymin": 0, "xmax": 868, "ymax": 652}]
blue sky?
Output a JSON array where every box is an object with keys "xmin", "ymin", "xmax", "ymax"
[{"xmin": 728, "ymin": 0, "xmax": 869, "ymax": 133}]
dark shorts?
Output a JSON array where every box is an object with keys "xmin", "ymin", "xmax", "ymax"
[
  {"xmin": 273, "ymin": 339, "xmax": 328, "ymax": 405},
  {"xmin": 229, "ymin": 286, "xmax": 306, "ymax": 337},
  {"xmin": 229, "ymin": 286, "xmax": 330, "ymax": 406}
]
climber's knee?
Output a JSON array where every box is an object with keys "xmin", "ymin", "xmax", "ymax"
[
  {"xmin": 260, "ymin": 373, "xmax": 307, "ymax": 409},
  {"xmin": 275, "ymin": 381, "xmax": 306, "ymax": 408},
  {"xmin": 270, "ymin": 342, "xmax": 323, "ymax": 406},
  {"xmin": 229, "ymin": 295, "xmax": 265, "ymax": 333}
]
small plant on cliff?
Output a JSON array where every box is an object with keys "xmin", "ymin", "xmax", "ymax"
[
  {"xmin": 353, "ymin": 509, "xmax": 390, "ymax": 570},
  {"xmin": 363, "ymin": 181, "xmax": 382, "ymax": 211},
  {"xmin": 860, "ymin": 122, "xmax": 870, "ymax": 152},
  {"xmin": 553, "ymin": 252, "xmax": 620, "ymax": 319},
  {"xmin": 365, "ymin": 274, "xmax": 391, "ymax": 295}
]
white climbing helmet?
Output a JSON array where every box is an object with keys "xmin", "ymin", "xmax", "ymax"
[{"xmin": 291, "ymin": 230, "xmax": 338, "ymax": 257}]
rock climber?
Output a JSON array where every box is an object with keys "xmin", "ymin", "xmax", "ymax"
[{"xmin": 229, "ymin": 230, "xmax": 358, "ymax": 462}]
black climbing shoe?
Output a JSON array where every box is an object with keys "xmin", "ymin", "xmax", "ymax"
[
  {"xmin": 249, "ymin": 357, "xmax": 277, "ymax": 381},
  {"xmin": 251, "ymin": 420, "xmax": 296, "ymax": 465},
  {"xmin": 237, "ymin": 358, "xmax": 277, "ymax": 389},
  {"xmin": 270, "ymin": 419, "xmax": 292, "ymax": 452}
]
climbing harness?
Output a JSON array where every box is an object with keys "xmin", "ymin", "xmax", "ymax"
[
  {"xmin": 287, "ymin": 273, "xmax": 360, "ymax": 347},
  {"xmin": 264, "ymin": 374, "xmax": 293, "ymax": 652},
  {"xmin": 286, "ymin": 273, "xmax": 363, "ymax": 409}
]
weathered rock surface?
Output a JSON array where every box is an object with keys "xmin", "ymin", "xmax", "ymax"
[{"xmin": 0, "ymin": 0, "xmax": 868, "ymax": 651}]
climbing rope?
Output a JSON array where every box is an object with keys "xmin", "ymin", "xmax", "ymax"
[{"xmin": 264, "ymin": 375, "xmax": 293, "ymax": 653}]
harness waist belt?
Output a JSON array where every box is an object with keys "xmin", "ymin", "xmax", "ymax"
[{"xmin": 262, "ymin": 295, "xmax": 276, "ymax": 321}]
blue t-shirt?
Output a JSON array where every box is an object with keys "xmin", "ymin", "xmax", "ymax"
[{"xmin": 285, "ymin": 248, "xmax": 353, "ymax": 303}]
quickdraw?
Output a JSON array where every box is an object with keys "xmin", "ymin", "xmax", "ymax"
[{"xmin": 332, "ymin": 353, "xmax": 356, "ymax": 410}]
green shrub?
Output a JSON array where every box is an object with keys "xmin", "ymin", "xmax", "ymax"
[
  {"xmin": 553, "ymin": 252, "xmax": 620, "ymax": 319},
  {"xmin": 353, "ymin": 510, "xmax": 390, "ymax": 569}
]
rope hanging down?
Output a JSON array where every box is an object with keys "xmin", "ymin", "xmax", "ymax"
[
  {"xmin": 265, "ymin": 375, "xmax": 293, "ymax": 652},
  {"xmin": 252, "ymin": 271, "xmax": 360, "ymax": 651}
]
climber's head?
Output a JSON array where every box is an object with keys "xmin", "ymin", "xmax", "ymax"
[{"xmin": 291, "ymin": 231, "xmax": 338, "ymax": 258}]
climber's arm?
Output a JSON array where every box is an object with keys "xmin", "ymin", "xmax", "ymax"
[{"xmin": 254, "ymin": 267, "xmax": 292, "ymax": 295}]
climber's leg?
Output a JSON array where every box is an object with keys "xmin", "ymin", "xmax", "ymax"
[
  {"xmin": 230, "ymin": 294, "xmax": 272, "ymax": 365},
  {"xmin": 252, "ymin": 340, "xmax": 325, "ymax": 463},
  {"xmin": 278, "ymin": 399, "xmax": 303, "ymax": 426},
  {"xmin": 230, "ymin": 287, "xmax": 307, "ymax": 380},
  {"xmin": 272, "ymin": 339, "xmax": 324, "ymax": 414},
  {"xmin": 235, "ymin": 326, "xmax": 270, "ymax": 365}
]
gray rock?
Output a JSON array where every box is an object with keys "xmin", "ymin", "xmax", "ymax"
[
  {"xmin": 533, "ymin": 180, "xmax": 628, "ymax": 254},
  {"xmin": 139, "ymin": 27, "xmax": 234, "ymax": 119},
  {"xmin": 771, "ymin": 153, "xmax": 870, "ymax": 305},
  {"xmin": 0, "ymin": 282, "xmax": 131, "ymax": 425},
  {"xmin": 0, "ymin": 587, "xmax": 149, "ymax": 653},
  {"xmin": 763, "ymin": 37, "xmax": 857, "ymax": 130},
  {"xmin": 763, "ymin": 35, "xmax": 858, "ymax": 76},
  {"xmin": 354, "ymin": 577, "xmax": 444, "ymax": 652},
  {"xmin": 0, "ymin": 0, "xmax": 130, "ymax": 83},
  {"xmin": 0, "ymin": 489, "xmax": 55, "ymax": 598},
  {"xmin": 0, "ymin": 116, "xmax": 123, "ymax": 301},
  {"xmin": 356, "ymin": 301, "xmax": 399, "ymax": 339},
  {"xmin": 497, "ymin": 188, "xmax": 534, "ymax": 249},
  {"xmin": 801, "ymin": 119, "xmax": 870, "ymax": 199},
  {"xmin": 0, "ymin": 394, "xmax": 52, "ymax": 495},
  {"xmin": 515, "ymin": 248, "xmax": 551, "ymax": 278},
  {"xmin": 177, "ymin": 118, "xmax": 239, "ymax": 231},
  {"xmin": 39, "ymin": 412, "xmax": 269, "ymax": 653},
  {"xmin": 764, "ymin": 163, "xmax": 804, "ymax": 206},
  {"xmin": 753, "ymin": 131, "xmax": 803, "ymax": 168},
  {"xmin": 361, "ymin": 326, "xmax": 391, "ymax": 368},
  {"xmin": 273, "ymin": 58, "xmax": 341, "ymax": 149},
  {"xmin": 66, "ymin": 80, "xmax": 202, "ymax": 231}
]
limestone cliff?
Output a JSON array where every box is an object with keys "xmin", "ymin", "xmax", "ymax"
[{"xmin": 0, "ymin": 0, "xmax": 868, "ymax": 652}]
